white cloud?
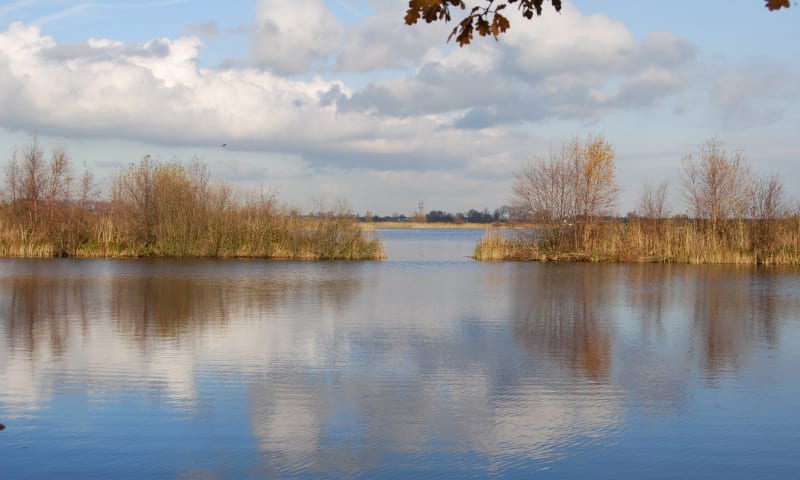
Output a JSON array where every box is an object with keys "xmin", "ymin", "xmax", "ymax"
[
  {"xmin": 335, "ymin": 0, "xmax": 450, "ymax": 72},
  {"xmin": 0, "ymin": 2, "xmax": 698, "ymax": 156},
  {"xmin": 0, "ymin": 22, "xmax": 354, "ymax": 147},
  {"xmin": 506, "ymin": 3, "xmax": 639, "ymax": 76},
  {"xmin": 250, "ymin": 0, "xmax": 342, "ymax": 74},
  {"xmin": 5, "ymin": 1, "xmax": 795, "ymax": 215},
  {"xmin": 336, "ymin": 3, "xmax": 696, "ymax": 128},
  {"xmin": 0, "ymin": 20, "xmax": 541, "ymax": 190}
]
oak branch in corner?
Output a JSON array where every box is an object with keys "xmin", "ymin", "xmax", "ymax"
[{"xmin": 405, "ymin": 0, "xmax": 791, "ymax": 46}]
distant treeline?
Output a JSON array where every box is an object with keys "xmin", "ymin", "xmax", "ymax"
[
  {"xmin": 362, "ymin": 207, "xmax": 511, "ymax": 224},
  {"xmin": 0, "ymin": 138, "xmax": 383, "ymax": 259},
  {"xmin": 476, "ymin": 136, "xmax": 800, "ymax": 265}
]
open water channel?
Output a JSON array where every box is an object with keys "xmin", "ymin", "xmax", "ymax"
[{"xmin": 1, "ymin": 228, "xmax": 799, "ymax": 478}]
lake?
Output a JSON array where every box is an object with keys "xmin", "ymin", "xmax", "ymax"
[{"xmin": 1, "ymin": 228, "xmax": 799, "ymax": 479}]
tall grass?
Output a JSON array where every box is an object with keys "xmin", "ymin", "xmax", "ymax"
[
  {"xmin": 0, "ymin": 155, "xmax": 383, "ymax": 260},
  {"xmin": 475, "ymin": 216, "xmax": 800, "ymax": 265}
]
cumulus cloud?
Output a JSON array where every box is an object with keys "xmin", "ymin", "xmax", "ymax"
[
  {"xmin": 0, "ymin": 22, "xmax": 353, "ymax": 147},
  {"xmin": 250, "ymin": 0, "xmax": 342, "ymax": 74},
  {"xmin": 0, "ymin": 1, "xmax": 701, "ymax": 186},
  {"xmin": 334, "ymin": 0, "xmax": 449, "ymax": 72},
  {"xmin": 336, "ymin": 3, "xmax": 696, "ymax": 126},
  {"xmin": 0, "ymin": 20, "xmax": 527, "ymax": 177},
  {"xmin": 505, "ymin": 3, "xmax": 640, "ymax": 76}
]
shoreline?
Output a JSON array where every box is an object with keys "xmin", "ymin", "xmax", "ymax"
[{"xmin": 360, "ymin": 221, "xmax": 525, "ymax": 230}]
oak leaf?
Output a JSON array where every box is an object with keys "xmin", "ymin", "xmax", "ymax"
[
  {"xmin": 408, "ymin": 1, "xmax": 788, "ymax": 46},
  {"xmin": 766, "ymin": 0, "xmax": 790, "ymax": 10}
]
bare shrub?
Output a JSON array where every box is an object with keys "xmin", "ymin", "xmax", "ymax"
[{"xmin": 512, "ymin": 134, "xmax": 619, "ymax": 252}]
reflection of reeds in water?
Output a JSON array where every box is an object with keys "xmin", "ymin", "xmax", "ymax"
[
  {"xmin": 508, "ymin": 262, "xmax": 796, "ymax": 383},
  {"xmin": 684, "ymin": 266, "xmax": 789, "ymax": 380},
  {"xmin": 509, "ymin": 264, "xmax": 615, "ymax": 381},
  {"xmin": 1, "ymin": 263, "xmax": 365, "ymax": 352},
  {"xmin": 108, "ymin": 271, "xmax": 365, "ymax": 342},
  {"xmin": 475, "ymin": 217, "xmax": 800, "ymax": 265}
]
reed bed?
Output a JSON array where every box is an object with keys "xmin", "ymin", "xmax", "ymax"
[
  {"xmin": 0, "ymin": 154, "xmax": 383, "ymax": 260},
  {"xmin": 474, "ymin": 217, "xmax": 800, "ymax": 265},
  {"xmin": 1, "ymin": 207, "xmax": 383, "ymax": 260}
]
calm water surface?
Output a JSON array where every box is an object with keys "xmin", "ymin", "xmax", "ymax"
[{"xmin": 1, "ymin": 228, "xmax": 799, "ymax": 479}]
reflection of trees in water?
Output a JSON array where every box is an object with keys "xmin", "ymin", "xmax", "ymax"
[
  {"xmin": 6, "ymin": 259, "xmax": 797, "ymax": 474},
  {"xmin": 621, "ymin": 264, "xmax": 795, "ymax": 386},
  {"xmin": 1, "ymin": 262, "xmax": 364, "ymax": 351},
  {"xmin": 691, "ymin": 268, "xmax": 748, "ymax": 377},
  {"xmin": 111, "ymin": 276, "xmax": 228, "ymax": 340},
  {"xmin": 625, "ymin": 264, "xmax": 674, "ymax": 341},
  {"xmin": 687, "ymin": 266, "xmax": 793, "ymax": 380},
  {"xmin": 749, "ymin": 268, "xmax": 798, "ymax": 347},
  {"xmin": 509, "ymin": 264, "xmax": 614, "ymax": 381},
  {"xmin": 1, "ymin": 275, "xmax": 95, "ymax": 357},
  {"xmin": 0, "ymin": 274, "xmax": 237, "ymax": 352},
  {"xmin": 242, "ymin": 264, "xmax": 624, "ymax": 475},
  {"xmin": 0, "ymin": 260, "xmax": 365, "ymax": 414},
  {"xmin": 617, "ymin": 264, "xmax": 692, "ymax": 415}
]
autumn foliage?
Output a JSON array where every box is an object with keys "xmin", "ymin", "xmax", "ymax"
[
  {"xmin": 405, "ymin": 0, "xmax": 562, "ymax": 46},
  {"xmin": 766, "ymin": 0, "xmax": 791, "ymax": 11}
]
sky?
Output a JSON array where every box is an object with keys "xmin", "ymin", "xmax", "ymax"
[{"xmin": 0, "ymin": 0, "xmax": 798, "ymax": 217}]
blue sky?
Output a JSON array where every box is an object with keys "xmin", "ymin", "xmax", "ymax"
[{"xmin": 0, "ymin": 0, "xmax": 798, "ymax": 216}]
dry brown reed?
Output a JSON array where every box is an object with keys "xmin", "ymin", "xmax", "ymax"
[
  {"xmin": 1, "ymin": 152, "xmax": 383, "ymax": 260},
  {"xmin": 474, "ymin": 217, "xmax": 800, "ymax": 265}
]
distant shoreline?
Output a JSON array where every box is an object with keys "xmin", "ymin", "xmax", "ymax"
[{"xmin": 360, "ymin": 222, "xmax": 523, "ymax": 230}]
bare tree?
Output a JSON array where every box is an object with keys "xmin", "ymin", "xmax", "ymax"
[
  {"xmin": 750, "ymin": 173, "xmax": 786, "ymax": 258},
  {"xmin": 7, "ymin": 137, "xmax": 49, "ymax": 232},
  {"xmin": 512, "ymin": 149, "xmax": 576, "ymax": 223},
  {"xmin": 512, "ymin": 148, "xmax": 577, "ymax": 250},
  {"xmin": 637, "ymin": 180, "xmax": 670, "ymax": 220},
  {"xmin": 751, "ymin": 174, "xmax": 785, "ymax": 221},
  {"xmin": 112, "ymin": 155, "xmax": 159, "ymax": 245},
  {"xmin": 1, "ymin": 138, "xmax": 100, "ymax": 254},
  {"xmin": 682, "ymin": 138, "xmax": 751, "ymax": 234},
  {"xmin": 512, "ymin": 134, "xmax": 619, "ymax": 252},
  {"xmin": 3, "ymin": 137, "xmax": 65, "ymax": 234},
  {"xmin": 43, "ymin": 146, "xmax": 74, "ymax": 233},
  {"xmin": 635, "ymin": 180, "xmax": 670, "ymax": 254},
  {"xmin": 3, "ymin": 149, "xmax": 20, "ymax": 203},
  {"xmin": 78, "ymin": 163, "xmax": 97, "ymax": 209}
]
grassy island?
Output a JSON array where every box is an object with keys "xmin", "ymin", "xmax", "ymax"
[
  {"xmin": 474, "ymin": 217, "xmax": 800, "ymax": 265},
  {"xmin": 475, "ymin": 136, "xmax": 800, "ymax": 265},
  {"xmin": 0, "ymin": 141, "xmax": 383, "ymax": 260}
]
